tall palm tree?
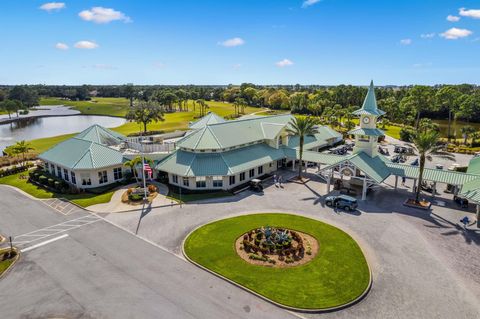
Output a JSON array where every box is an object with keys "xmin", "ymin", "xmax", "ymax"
[
  {"xmin": 12, "ymin": 140, "xmax": 34, "ymax": 166},
  {"xmin": 287, "ymin": 116, "xmax": 318, "ymax": 180},
  {"xmin": 408, "ymin": 131, "xmax": 455, "ymax": 203},
  {"xmin": 124, "ymin": 156, "xmax": 154, "ymax": 185},
  {"xmin": 124, "ymin": 156, "xmax": 142, "ymax": 184},
  {"xmin": 461, "ymin": 125, "xmax": 476, "ymax": 145}
]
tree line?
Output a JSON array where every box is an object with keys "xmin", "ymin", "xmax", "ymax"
[{"xmin": 1, "ymin": 83, "xmax": 480, "ymax": 130}]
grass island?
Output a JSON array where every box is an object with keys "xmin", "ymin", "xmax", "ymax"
[{"xmin": 183, "ymin": 213, "xmax": 371, "ymax": 311}]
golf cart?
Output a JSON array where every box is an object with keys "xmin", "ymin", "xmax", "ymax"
[{"xmin": 250, "ymin": 179, "xmax": 264, "ymax": 192}]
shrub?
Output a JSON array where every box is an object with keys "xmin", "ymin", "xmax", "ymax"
[
  {"xmin": 128, "ymin": 193, "xmax": 144, "ymax": 201},
  {"xmin": 248, "ymin": 253, "xmax": 269, "ymax": 262},
  {"xmin": 48, "ymin": 178, "xmax": 55, "ymax": 187},
  {"xmin": 54, "ymin": 181, "xmax": 61, "ymax": 190},
  {"xmin": 399, "ymin": 127, "xmax": 415, "ymax": 142},
  {"xmin": 147, "ymin": 184, "xmax": 157, "ymax": 193},
  {"xmin": 38, "ymin": 175, "xmax": 48, "ymax": 184}
]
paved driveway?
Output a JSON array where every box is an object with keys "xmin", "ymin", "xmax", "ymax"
[
  {"xmin": 102, "ymin": 172, "xmax": 480, "ymax": 319},
  {"xmin": 0, "ymin": 186, "xmax": 296, "ymax": 319}
]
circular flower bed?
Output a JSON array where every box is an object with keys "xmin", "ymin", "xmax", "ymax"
[
  {"xmin": 236, "ymin": 226, "xmax": 318, "ymax": 267},
  {"xmin": 121, "ymin": 184, "xmax": 158, "ymax": 205},
  {"xmin": 184, "ymin": 213, "xmax": 371, "ymax": 310}
]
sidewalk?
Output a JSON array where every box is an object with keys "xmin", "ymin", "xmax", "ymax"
[{"xmin": 87, "ymin": 182, "xmax": 172, "ymax": 213}]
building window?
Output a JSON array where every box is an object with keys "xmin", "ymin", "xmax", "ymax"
[
  {"xmin": 98, "ymin": 170, "xmax": 108, "ymax": 184},
  {"xmin": 196, "ymin": 176, "xmax": 206, "ymax": 188},
  {"xmin": 358, "ymin": 135, "xmax": 369, "ymax": 142},
  {"xmin": 172, "ymin": 174, "xmax": 178, "ymax": 184},
  {"xmin": 279, "ymin": 137, "xmax": 283, "ymax": 145},
  {"xmin": 239, "ymin": 172, "xmax": 245, "ymax": 181},
  {"xmin": 113, "ymin": 168, "xmax": 123, "ymax": 180},
  {"xmin": 182, "ymin": 177, "xmax": 189, "ymax": 187},
  {"xmin": 213, "ymin": 176, "xmax": 223, "ymax": 187},
  {"xmin": 258, "ymin": 166, "xmax": 263, "ymax": 175},
  {"xmin": 249, "ymin": 169, "xmax": 255, "ymax": 178},
  {"xmin": 63, "ymin": 169, "xmax": 69, "ymax": 181},
  {"xmin": 56, "ymin": 166, "xmax": 62, "ymax": 178},
  {"xmin": 81, "ymin": 173, "xmax": 91, "ymax": 186},
  {"xmin": 229, "ymin": 175, "xmax": 236, "ymax": 185},
  {"xmin": 71, "ymin": 172, "xmax": 76, "ymax": 184}
]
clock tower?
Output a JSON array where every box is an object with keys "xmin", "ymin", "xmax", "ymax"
[{"xmin": 348, "ymin": 81, "xmax": 386, "ymax": 157}]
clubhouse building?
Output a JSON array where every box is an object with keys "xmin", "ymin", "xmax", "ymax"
[{"xmin": 38, "ymin": 82, "xmax": 480, "ymax": 212}]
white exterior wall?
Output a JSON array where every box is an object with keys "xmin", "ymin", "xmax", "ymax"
[
  {"xmin": 42, "ymin": 160, "xmax": 124, "ymax": 189},
  {"xmin": 168, "ymin": 161, "xmax": 278, "ymax": 191}
]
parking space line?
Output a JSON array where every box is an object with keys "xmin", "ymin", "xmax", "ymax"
[{"xmin": 21, "ymin": 234, "xmax": 69, "ymax": 253}]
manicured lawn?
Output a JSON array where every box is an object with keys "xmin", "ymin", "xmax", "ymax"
[
  {"xmin": 25, "ymin": 99, "xmax": 261, "ymax": 153},
  {"xmin": 184, "ymin": 213, "xmax": 370, "ymax": 310},
  {"xmin": 0, "ymin": 172, "xmax": 114, "ymax": 208},
  {"xmin": 40, "ymin": 97, "xmax": 129, "ymax": 117}
]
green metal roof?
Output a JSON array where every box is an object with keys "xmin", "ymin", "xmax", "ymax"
[
  {"xmin": 467, "ymin": 157, "xmax": 480, "ymax": 175},
  {"xmin": 288, "ymin": 126, "xmax": 342, "ymax": 150},
  {"xmin": 460, "ymin": 177, "xmax": 480, "ymax": 204},
  {"xmin": 39, "ymin": 137, "xmax": 124, "ymax": 170},
  {"xmin": 188, "ymin": 112, "xmax": 226, "ymax": 129},
  {"xmin": 177, "ymin": 114, "xmax": 294, "ymax": 150},
  {"xmin": 348, "ymin": 127, "xmax": 385, "ymax": 137},
  {"xmin": 297, "ymin": 150, "xmax": 347, "ymax": 165},
  {"xmin": 75, "ymin": 124, "xmax": 126, "ymax": 146},
  {"xmin": 348, "ymin": 152, "xmax": 391, "ymax": 183},
  {"xmin": 352, "ymin": 81, "xmax": 386, "ymax": 117},
  {"xmin": 156, "ymin": 143, "xmax": 286, "ymax": 177},
  {"xmin": 385, "ymin": 162, "xmax": 480, "ymax": 185}
]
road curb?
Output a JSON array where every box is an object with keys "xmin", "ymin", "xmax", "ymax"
[
  {"xmin": 0, "ymin": 247, "xmax": 20, "ymax": 280},
  {"xmin": 181, "ymin": 213, "xmax": 373, "ymax": 313}
]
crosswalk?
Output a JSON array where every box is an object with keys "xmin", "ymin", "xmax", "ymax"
[
  {"xmin": 42, "ymin": 198, "xmax": 82, "ymax": 215},
  {"xmin": 12, "ymin": 214, "xmax": 102, "ymax": 248}
]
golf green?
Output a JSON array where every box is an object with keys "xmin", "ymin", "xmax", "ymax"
[{"xmin": 183, "ymin": 213, "xmax": 370, "ymax": 310}]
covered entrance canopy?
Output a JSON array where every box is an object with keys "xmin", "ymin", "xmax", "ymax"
[{"xmin": 289, "ymin": 150, "xmax": 480, "ymax": 201}]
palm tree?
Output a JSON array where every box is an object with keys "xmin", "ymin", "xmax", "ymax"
[
  {"xmin": 123, "ymin": 156, "xmax": 143, "ymax": 184},
  {"xmin": 461, "ymin": 125, "xmax": 476, "ymax": 145},
  {"xmin": 408, "ymin": 131, "xmax": 455, "ymax": 203},
  {"xmin": 287, "ymin": 117, "xmax": 318, "ymax": 180},
  {"xmin": 12, "ymin": 140, "xmax": 34, "ymax": 166}
]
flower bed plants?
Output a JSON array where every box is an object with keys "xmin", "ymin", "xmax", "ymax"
[{"xmin": 236, "ymin": 226, "xmax": 318, "ymax": 267}]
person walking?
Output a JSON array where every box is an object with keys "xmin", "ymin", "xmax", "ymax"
[
  {"xmin": 273, "ymin": 174, "xmax": 278, "ymax": 187},
  {"xmin": 279, "ymin": 175, "xmax": 283, "ymax": 188}
]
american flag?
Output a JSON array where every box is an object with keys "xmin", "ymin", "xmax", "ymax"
[{"xmin": 143, "ymin": 163, "xmax": 153, "ymax": 179}]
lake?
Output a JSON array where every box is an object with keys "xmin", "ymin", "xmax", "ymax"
[
  {"xmin": 432, "ymin": 119, "xmax": 480, "ymax": 137},
  {"xmin": 0, "ymin": 114, "xmax": 126, "ymax": 153}
]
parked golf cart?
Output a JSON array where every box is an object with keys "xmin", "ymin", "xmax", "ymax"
[{"xmin": 250, "ymin": 179, "xmax": 264, "ymax": 192}]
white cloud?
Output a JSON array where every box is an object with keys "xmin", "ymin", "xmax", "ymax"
[
  {"xmin": 440, "ymin": 27, "xmax": 472, "ymax": 40},
  {"xmin": 39, "ymin": 2, "xmax": 65, "ymax": 12},
  {"xmin": 400, "ymin": 38, "xmax": 412, "ymax": 45},
  {"xmin": 447, "ymin": 15, "xmax": 460, "ymax": 22},
  {"xmin": 413, "ymin": 62, "xmax": 432, "ymax": 68},
  {"xmin": 79, "ymin": 7, "xmax": 132, "ymax": 24},
  {"xmin": 421, "ymin": 33, "xmax": 435, "ymax": 39},
  {"xmin": 219, "ymin": 37, "xmax": 245, "ymax": 47},
  {"xmin": 302, "ymin": 0, "xmax": 321, "ymax": 8},
  {"xmin": 74, "ymin": 41, "xmax": 99, "ymax": 49},
  {"xmin": 459, "ymin": 7, "xmax": 480, "ymax": 19},
  {"xmin": 232, "ymin": 63, "xmax": 242, "ymax": 70},
  {"xmin": 55, "ymin": 42, "xmax": 69, "ymax": 50},
  {"xmin": 276, "ymin": 59, "xmax": 294, "ymax": 67}
]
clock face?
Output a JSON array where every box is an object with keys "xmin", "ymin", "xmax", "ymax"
[{"xmin": 362, "ymin": 117, "xmax": 370, "ymax": 124}]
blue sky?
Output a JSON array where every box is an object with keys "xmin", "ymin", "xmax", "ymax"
[{"xmin": 0, "ymin": 0, "xmax": 479, "ymax": 85}]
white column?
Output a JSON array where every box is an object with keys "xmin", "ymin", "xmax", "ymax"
[
  {"xmin": 476, "ymin": 205, "xmax": 479, "ymax": 228},
  {"xmin": 317, "ymin": 163, "xmax": 321, "ymax": 173},
  {"xmin": 394, "ymin": 175, "xmax": 398, "ymax": 189},
  {"xmin": 327, "ymin": 170, "xmax": 332, "ymax": 192},
  {"xmin": 292, "ymin": 160, "xmax": 295, "ymax": 171},
  {"xmin": 362, "ymin": 176, "xmax": 367, "ymax": 200}
]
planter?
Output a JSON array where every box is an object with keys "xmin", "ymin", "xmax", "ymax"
[{"xmin": 403, "ymin": 198, "xmax": 432, "ymax": 210}]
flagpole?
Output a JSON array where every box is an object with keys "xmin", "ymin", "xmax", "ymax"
[{"xmin": 142, "ymin": 136, "xmax": 147, "ymax": 201}]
